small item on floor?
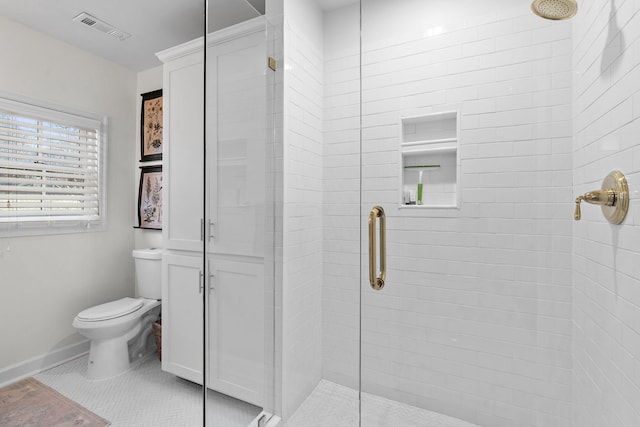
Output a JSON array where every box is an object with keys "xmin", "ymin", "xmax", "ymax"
[{"xmin": 152, "ymin": 319, "xmax": 162, "ymax": 361}]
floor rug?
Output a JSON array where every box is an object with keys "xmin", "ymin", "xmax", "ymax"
[{"xmin": 0, "ymin": 377, "xmax": 110, "ymax": 426}]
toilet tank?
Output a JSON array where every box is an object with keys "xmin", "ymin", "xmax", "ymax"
[{"xmin": 132, "ymin": 248, "xmax": 162, "ymax": 300}]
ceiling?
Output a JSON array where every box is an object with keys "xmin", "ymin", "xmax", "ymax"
[
  {"xmin": 0, "ymin": 0, "xmax": 356, "ymax": 71},
  {"xmin": 0, "ymin": 0, "xmax": 357, "ymax": 71},
  {"xmin": 0, "ymin": 0, "xmax": 263, "ymax": 71}
]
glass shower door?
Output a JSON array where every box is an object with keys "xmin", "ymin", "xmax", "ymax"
[{"xmin": 359, "ymin": 0, "xmax": 573, "ymax": 426}]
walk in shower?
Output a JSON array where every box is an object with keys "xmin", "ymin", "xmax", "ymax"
[
  {"xmin": 277, "ymin": 0, "xmax": 575, "ymax": 424},
  {"xmin": 274, "ymin": 0, "xmax": 640, "ymax": 426},
  {"xmin": 1, "ymin": 0, "xmax": 638, "ymax": 426}
]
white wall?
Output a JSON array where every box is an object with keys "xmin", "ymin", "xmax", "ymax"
[
  {"xmin": 135, "ymin": 66, "xmax": 164, "ymax": 254},
  {"xmin": 281, "ymin": 0, "xmax": 324, "ymax": 419},
  {"xmin": 0, "ymin": 17, "xmax": 137, "ymax": 377},
  {"xmin": 324, "ymin": 1, "xmax": 573, "ymax": 426},
  {"xmin": 572, "ymin": 0, "xmax": 640, "ymax": 425}
]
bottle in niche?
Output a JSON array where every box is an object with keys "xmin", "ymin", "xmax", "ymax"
[
  {"xmin": 409, "ymin": 189, "xmax": 416, "ymax": 205},
  {"xmin": 417, "ymin": 170, "xmax": 423, "ymax": 205},
  {"xmin": 403, "ymin": 189, "xmax": 411, "ymax": 205}
]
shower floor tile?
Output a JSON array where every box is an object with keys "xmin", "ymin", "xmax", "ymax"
[
  {"xmin": 284, "ymin": 380, "xmax": 480, "ymax": 427},
  {"xmin": 34, "ymin": 354, "xmax": 260, "ymax": 427}
]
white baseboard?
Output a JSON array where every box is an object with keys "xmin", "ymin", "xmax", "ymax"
[{"xmin": 0, "ymin": 340, "xmax": 90, "ymax": 388}]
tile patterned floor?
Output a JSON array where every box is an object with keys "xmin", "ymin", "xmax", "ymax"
[
  {"xmin": 34, "ymin": 354, "xmax": 260, "ymax": 427},
  {"xmin": 34, "ymin": 355, "xmax": 478, "ymax": 427},
  {"xmin": 284, "ymin": 380, "xmax": 480, "ymax": 427}
]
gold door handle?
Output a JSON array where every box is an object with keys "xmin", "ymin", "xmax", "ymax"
[{"xmin": 368, "ymin": 206, "xmax": 386, "ymax": 290}]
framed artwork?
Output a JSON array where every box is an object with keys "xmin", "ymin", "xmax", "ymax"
[
  {"xmin": 140, "ymin": 89, "xmax": 163, "ymax": 162},
  {"xmin": 137, "ymin": 166, "xmax": 162, "ymax": 230}
]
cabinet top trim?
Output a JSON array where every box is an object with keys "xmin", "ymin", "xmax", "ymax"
[{"xmin": 156, "ymin": 16, "xmax": 265, "ymax": 63}]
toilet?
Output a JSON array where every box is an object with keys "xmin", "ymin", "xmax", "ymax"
[{"xmin": 73, "ymin": 248, "xmax": 162, "ymax": 380}]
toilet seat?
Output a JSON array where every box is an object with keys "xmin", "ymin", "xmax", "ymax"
[{"xmin": 77, "ymin": 297, "xmax": 143, "ymax": 322}]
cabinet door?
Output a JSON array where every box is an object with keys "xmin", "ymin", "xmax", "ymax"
[
  {"xmin": 209, "ymin": 258, "xmax": 264, "ymax": 406},
  {"xmin": 163, "ymin": 54, "xmax": 204, "ymax": 252},
  {"xmin": 207, "ymin": 30, "xmax": 266, "ymax": 257},
  {"xmin": 162, "ymin": 252, "xmax": 203, "ymax": 384}
]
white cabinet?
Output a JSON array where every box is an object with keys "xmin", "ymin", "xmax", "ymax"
[
  {"xmin": 160, "ymin": 44, "xmax": 204, "ymax": 252},
  {"xmin": 161, "ymin": 253, "xmax": 203, "ymax": 384},
  {"xmin": 209, "ymin": 258, "xmax": 264, "ymax": 406},
  {"xmin": 157, "ymin": 17, "xmax": 266, "ymax": 408},
  {"xmin": 161, "ymin": 253, "xmax": 264, "ymax": 406},
  {"xmin": 207, "ymin": 24, "xmax": 266, "ymax": 258}
]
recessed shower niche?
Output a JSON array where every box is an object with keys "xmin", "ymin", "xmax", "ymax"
[{"xmin": 400, "ymin": 111, "xmax": 459, "ymax": 208}]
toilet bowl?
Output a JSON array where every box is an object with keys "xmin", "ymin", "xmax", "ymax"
[
  {"xmin": 72, "ymin": 248, "xmax": 162, "ymax": 380},
  {"xmin": 73, "ymin": 297, "xmax": 160, "ymax": 379}
]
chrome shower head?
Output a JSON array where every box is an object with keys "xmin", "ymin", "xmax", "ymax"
[{"xmin": 531, "ymin": 0, "xmax": 578, "ymax": 20}]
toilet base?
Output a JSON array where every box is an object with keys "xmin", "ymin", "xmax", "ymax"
[{"xmin": 86, "ymin": 322, "xmax": 142, "ymax": 380}]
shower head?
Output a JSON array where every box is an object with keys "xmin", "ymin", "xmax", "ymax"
[{"xmin": 531, "ymin": 0, "xmax": 578, "ymax": 20}]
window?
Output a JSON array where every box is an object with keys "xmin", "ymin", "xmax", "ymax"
[{"xmin": 0, "ymin": 96, "xmax": 106, "ymax": 236}]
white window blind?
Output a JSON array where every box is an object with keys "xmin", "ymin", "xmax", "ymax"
[{"xmin": 0, "ymin": 96, "xmax": 106, "ymax": 235}]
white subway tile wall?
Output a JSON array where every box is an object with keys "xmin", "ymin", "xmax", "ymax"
[
  {"xmin": 281, "ymin": 5, "xmax": 325, "ymax": 420},
  {"xmin": 322, "ymin": 2, "xmax": 361, "ymax": 392},
  {"xmin": 572, "ymin": 0, "xmax": 640, "ymax": 426},
  {"xmin": 323, "ymin": 1, "xmax": 573, "ymax": 426}
]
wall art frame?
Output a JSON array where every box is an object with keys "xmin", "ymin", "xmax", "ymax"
[
  {"xmin": 137, "ymin": 165, "xmax": 162, "ymax": 230},
  {"xmin": 140, "ymin": 89, "xmax": 163, "ymax": 162}
]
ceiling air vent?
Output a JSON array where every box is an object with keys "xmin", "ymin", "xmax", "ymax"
[{"xmin": 72, "ymin": 12, "xmax": 131, "ymax": 41}]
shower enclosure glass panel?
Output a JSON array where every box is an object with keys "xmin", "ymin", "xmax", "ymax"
[
  {"xmin": 204, "ymin": 1, "xmax": 276, "ymax": 425},
  {"xmin": 0, "ymin": 0, "xmax": 207, "ymax": 425},
  {"xmin": 146, "ymin": 2, "xmax": 207, "ymax": 426},
  {"xmin": 359, "ymin": 0, "xmax": 572, "ymax": 426}
]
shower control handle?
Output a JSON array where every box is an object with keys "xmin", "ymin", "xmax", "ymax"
[
  {"xmin": 574, "ymin": 190, "xmax": 616, "ymax": 220},
  {"xmin": 573, "ymin": 171, "xmax": 628, "ymax": 224}
]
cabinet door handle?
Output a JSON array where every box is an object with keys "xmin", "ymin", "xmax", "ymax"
[
  {"xmin": 209, "ymin": 220, "xmax": 215, "ymax": 239},
  {"xmin": 368, "ymin": 205, "xmax": 386, "ymax": 291},
  {"xmin": 207, "ymin": 259, "xmax": 214, "ymax": 292},
  {"xmin": 198, "ymin": 271, "xmax": 204, "ymax": 294},
  {"xmin": 200, "ymin": 219, "xmax": 204, "ymax": 241}
]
